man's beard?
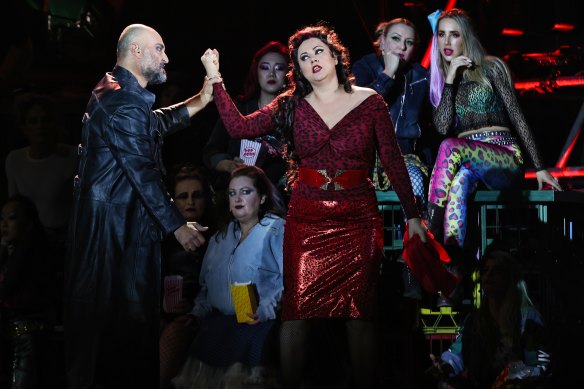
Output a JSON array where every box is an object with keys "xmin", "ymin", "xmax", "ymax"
[{"xmin": 143, "ymin": 66, "xmax": 167, "ymax": 85}]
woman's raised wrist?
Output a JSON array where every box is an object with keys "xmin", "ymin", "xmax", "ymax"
[{"xmin": 205, "ymin": 72, "xmax": 221, "ymax": 81}]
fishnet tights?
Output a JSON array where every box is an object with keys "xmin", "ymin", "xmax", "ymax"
[{"xmin": 159, "ymin": 317, "xmax": 197, "ymax": 389}]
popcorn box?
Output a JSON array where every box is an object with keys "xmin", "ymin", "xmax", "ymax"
[
  {"xmin": 163, "ymin": 275, "xmax": 183, "ymax": 313},
  {"xmin": 229, "ymin": 281, "xmax": 258, "ymax": 323},
  {"xmin": 239, "ymin": 140, "xmax": 261, "ymax": 165}
]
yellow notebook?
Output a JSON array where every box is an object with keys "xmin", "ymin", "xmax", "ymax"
[{"xmin": 230, "ymin": 281, "xmax": 258, "ymax": 323}]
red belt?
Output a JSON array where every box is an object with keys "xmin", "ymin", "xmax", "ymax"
[{"xmin": 298, "ymin": 168, "xmax": 369, "ymax": 191}]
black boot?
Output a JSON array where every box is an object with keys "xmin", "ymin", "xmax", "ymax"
[{"xmin": 426, "ymin": 202, "xmax": 445, "ymax": 240}]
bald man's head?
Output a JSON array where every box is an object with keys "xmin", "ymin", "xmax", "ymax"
[
  {"xmin": 116, "ymin": 24, "xmax": 169, "ymax": 86},
  {"xmin": 117, "ymin": 24, "xmax": 154, "ymax": 59}
]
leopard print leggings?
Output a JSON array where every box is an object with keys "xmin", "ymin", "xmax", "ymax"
[{"xmin": 428, "ymin": 132, "xmax": 524, "ymax": 247}]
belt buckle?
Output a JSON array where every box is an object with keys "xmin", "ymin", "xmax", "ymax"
[{"xmin": 317, "ymin": 169, "xmax": 344, "ymax": 190}]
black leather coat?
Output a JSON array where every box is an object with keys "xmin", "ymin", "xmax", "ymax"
[{"xmin": 64, "ymin": 66, "xmax": 190, "ymax": 388}]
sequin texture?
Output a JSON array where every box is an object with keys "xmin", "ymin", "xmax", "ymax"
[{"xmin": 281, "ymin": 193, "xmax": 384, "ymax": 320}]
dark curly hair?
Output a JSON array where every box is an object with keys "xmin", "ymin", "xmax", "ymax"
[{"xmin": 272, "ymin": 23, "xmax": 354, "ymax": 191}]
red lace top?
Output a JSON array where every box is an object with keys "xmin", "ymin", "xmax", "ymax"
[{"xmin": 212, "ymin": 83, "xmax": 419, "ymax": 219}]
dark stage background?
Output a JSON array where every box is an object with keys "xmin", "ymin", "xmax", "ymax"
[
  {"xmin": 7, "ymin": 0, "xmax": 583, "ymax": 167},
  {"xmin": 1, "ymin": 1, "xmax": 583, "ymax": 386}
]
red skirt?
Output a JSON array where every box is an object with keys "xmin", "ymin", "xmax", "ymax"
[{"xmin": 281, "ymin": 192, "xmax": 383, "ymax": 321}]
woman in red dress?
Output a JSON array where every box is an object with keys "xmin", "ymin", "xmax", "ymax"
[{"xmin": 201, "ymin": 24, "xmax": 427, "ymax": 389}]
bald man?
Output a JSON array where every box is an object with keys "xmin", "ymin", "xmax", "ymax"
[{"xmin": 64, "ymin": 24, "xmax": 212, "ymax": 389}]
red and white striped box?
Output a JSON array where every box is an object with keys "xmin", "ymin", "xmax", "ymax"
[{"xmin": 163, "ymin": 275, "xmax": 183, "ymax": 313}]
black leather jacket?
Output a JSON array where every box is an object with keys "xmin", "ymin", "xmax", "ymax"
[{"xmin": 64, "ymin": 66, "xmax": 191, "ymax": 388}]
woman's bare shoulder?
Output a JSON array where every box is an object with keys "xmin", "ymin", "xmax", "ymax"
[{"xmin": 352, "ymin": 85, "xmax": 377, "ymax": 97}]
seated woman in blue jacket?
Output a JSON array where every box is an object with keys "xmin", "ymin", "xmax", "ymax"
[
  {"xmin": 352, "ymin": 18, "xmax": 434, "ymax": 206},
  {"xmin": 176, "ymin": 165, "xmax": 286, "ymax": 387}
]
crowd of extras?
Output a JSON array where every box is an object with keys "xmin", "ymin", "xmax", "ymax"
[{"xmin": 1, "ymin": 8, "xmax": 557, "ymax": 389}]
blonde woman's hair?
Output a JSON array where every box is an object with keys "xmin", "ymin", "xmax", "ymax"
[{"xmin": 430, "ymin": 8, "xmax": 515, "ymax": 106}]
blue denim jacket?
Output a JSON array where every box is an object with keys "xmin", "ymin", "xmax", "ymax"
[
  {"xmin": 192, "ymin": 214, "xmax": 284, "ymax": 322},
  {"xmin": 352, "ymin": 53, "xmax": 429, "ymax": 155}
]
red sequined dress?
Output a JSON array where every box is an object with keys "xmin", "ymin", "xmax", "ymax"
[{"xmin": 212, "ymin": 83, "xmax": 418, "ymax": 320}]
